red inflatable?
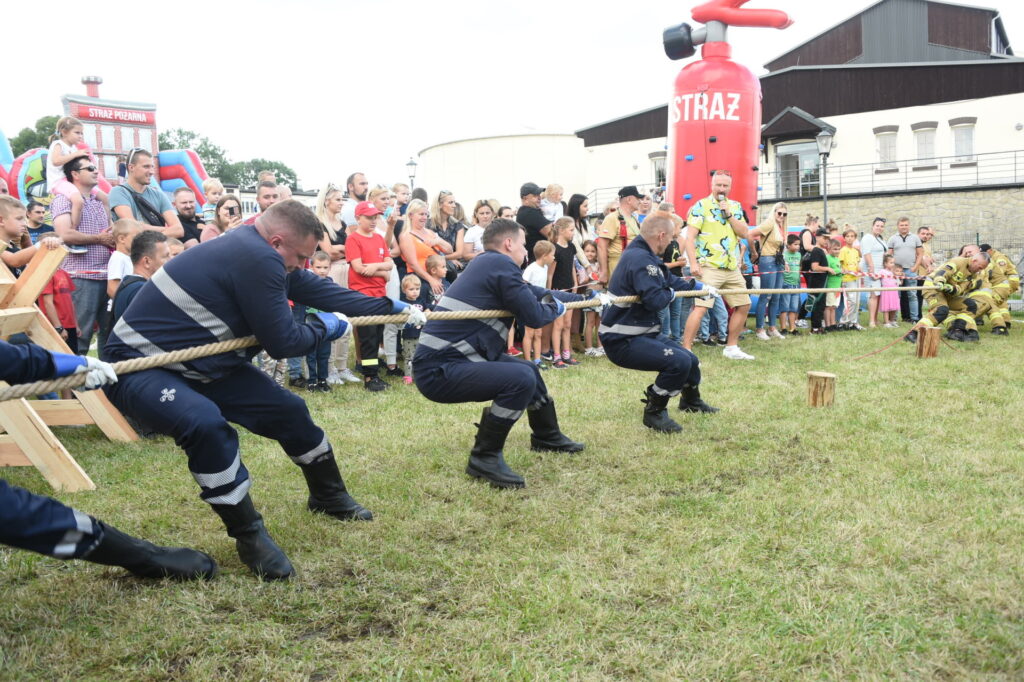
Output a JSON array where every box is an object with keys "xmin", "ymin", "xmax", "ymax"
[{"xmin": 664, "ymin": 0, "xmax": 792, "ymax": 219}]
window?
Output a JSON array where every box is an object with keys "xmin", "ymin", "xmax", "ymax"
[
  {"xmin": 914, "ymin": 129, "xmax": 935, "ymax": 164},
  {"xmin": 82, "ymin": 124, "xmax": 97, "ymax": 148},
  {"xmin": 100, "ymin": 125, "xmax": 115, "ymax": 151},
  {"xmin": 650, "ymin": 152, "xmax": 666, "ymax": 188},
  {"xmin": 876, "ymin": 133, "xmax": 897, "ymax": 169},
  {"xmin": 773, "ymin": 141, "xmax": 821, "ymax": 198},
  {"xmin": 952, "ymin": 125, "xmax": 974, "ymax": 162},
  {"xmin": 121, "ymin": 127, "xmax": 134, "ymax": 152}
]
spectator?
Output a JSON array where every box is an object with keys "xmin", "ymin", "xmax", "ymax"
[
  {"xmin": 566, "ymin": 193, "xmax": 593, "ymax": 349},
  {"xmin": 748, "ymin": 201, "xmax": 788, "ymax": 340},
  {"xmin": 596, "ymin": 186, "xmax": 642, "ymax": 284},
  {"xmin": 39, "ymin": 263, "xmax": 77, "ymax": 352},
  {"xmin": 428, "ymin": 190, "xmax": 466, "ymax": 279},
  {"xmin": 779, "ymin": 233, "xmax": 802, "ymax": 334},
  {"xmin": 681, "ymin": 171, "xmax": 754, "ymax": 360},
  {"xmin": 517, "ymin": 182, "xmax": 553, "ymax": 263},
  {"xmin": 277, "ymin": 185, "xmax": 293, "ymax": 201},
  {"xmin": 106, "ymin": 220, "xmax": 144, "ymax": 301},
  {"xmin": 522, "ymin": 240, "xmax": 555, "ymax": 368},
  {"xmin": 877, "ymin": 254, "xmax": 901, "ymax": 327},
  {"xmin": 242, "ymin": 181, "xmax": 279, "ymax": 226},
  {"xmin": 341, "ymin": 172, "xmax": 369, "ymax": 226},
  {"xmin": 346, "ymin": 201, "xmax": 393, "ymax": 392},
  {"xmin": 636, "ymin": 194, "xmax": 652, "ymax": 224},
  {"xmin": 109, "ymin": 149, "xmax": 183, "ymax": 238},
  {"xmin": 566, "ymin": 193, "xmax": 593, "ymax": 242},
  {"xmin": 579, "ymin": 239, "xmax": 605, "ymax": 357},
  {"xmin": 914, "ymin": 225, "xmax": 935, "ymax": 317},
  {"xmin": 657, "ymin": 209, "xmax": 687, "ymax": 344},
  {"xmin": 302, "ymin": 252, "xmax": 335, "ymax": 393},
  {"xmin": 166, "ymin": 238, "xmax": 184, "ymax": 258},
  {"xmin": 392, "ymin": 183, "xmax": 411, "ymax": 215},
  {"xmin": 398, "ymin": 274, "xmax": 425, "ymax": 384},
  {"xmin": 398, "ymin": 198, "xmax": 451, "ymax": 302},
  {"xmin": 51, "ymin": 158, "xmax": 116, "ymax": 355},
  {"xmin": 805, "ymin": 229, "xmax": 832, "ymax": 333},
  {"xmin": 548, "ymin": 218, "xmax": 580, "ymax": 368},
  {"xmin": 824, "ymin": 238, "xmax": 843, "ymax": 331},
  {"xmin": 314, "ymin": 184, "xmax": 359, "ymax": 385},
  {"xmin": 886, "ymin": 216, "xmax": 923, "ymax": 323},
  {"xmin": 463, "ymin": 199, "xmax": 499, "ymax": 262},
  {"xmin": 424, "ymin": 255, "xmax": 449, "ymax": 305},
  {"xmin": 110, "ymin": 230, "xmax": 170, "ymax": 325},
  {"xmin": 1, "ymin": 196, "xmax": 63, "ymax": 278},
  {"xmin": 367, "ymin": 186, "xmax": 402, "ymax": 377},
  {"xmin": 411, "ymin": 187, "xmax": 428, "ymax": 203},
  {"xmin": 498, "ymin": 206, "xmax": 514, "ymax": 219},
  {"xmin": 46, "ymin": 117, "xmax": 108, "ymax": 227},
  {"xmin": 201, "ymin": 194, "xmax": 244, "ymax": 242},
  {"xmin": 172, "ymin": 188, "xmax": 204, "ymax": 248},
  {"xmin": 25, "ymin": 201, "xmax": 55, "ymax": 243},
  {"xmin": 540, "ymin": 183, "xmax": 564, "ymax": 222},
  {"xmin": 798, "ymin": 214, "xmax": 819, "ymax": 254},
  {"xmin": 201, "ymin": 178, "xmax": 224, "ymax": 224},
  {"xmin": 860, "ymin": 217, "xmax": 888, "ymax": 328},
  {"xmin": 838, "ymin": 227, "xmax": 863, "ymax": 330}
]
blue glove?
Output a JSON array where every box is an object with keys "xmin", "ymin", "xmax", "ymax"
[
  {"xmin": 553, "ymin": 298, "xmax": 566, "ymax": 316},
  {"xmin": 390, "ymin": 298, "xmax": 409, "ymax": 314},
  {"xmin": 51, "ymin": 351, "xmax": 87, "ymax": 377},
  {"xmin": 51, "ymin": 352, "xmax": 117, "ymax": 389},
  {"xmin": 307, "ymin": 312, "xmax": 351, "ymax": 342}
]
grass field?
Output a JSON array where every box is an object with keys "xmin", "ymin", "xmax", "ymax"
[{"xmin": 2, "ymin": 323, "xmax": 1023, "ymax": 680}]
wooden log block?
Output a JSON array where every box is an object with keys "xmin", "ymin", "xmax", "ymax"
[
  {"xmin": 807, "ymin": 371, "xmax": 836, "ymax": 408},
  {"xmin": 916, "ymin": 326, "xmax": 941, "ymax": 359}
]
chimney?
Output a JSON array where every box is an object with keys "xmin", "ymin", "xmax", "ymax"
[{"xmin": 82, "ymin": 76, "xmax": 102, "ymax": 98}]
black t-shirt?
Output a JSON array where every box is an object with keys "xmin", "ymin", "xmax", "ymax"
[
  {"xmin": 551, "ymin": 241, "xmax": 576, "ymax": 290},
  {"xmin": 662, "ymin": 239, "xmax": 683, "ymax": 277},
  {"xmin": 804, "ymin": 247, "xmax": 829, "ymax": 288},
  {"xmin": 517, "ymin": 205, "xmax": 551, "ymax": 263},
  {"xmin": 112, "ymin": 274, "xmax": 148, "ymax": 325},
  {"xmin": 4, "ymin": 241, "xmax": 24, "ymax": 278},
  {"xmin": 28, "ymin": 224, "xmax": 55, "ymax": 243},
  {"xmin": 178, "ymin": 215, "xmax": 205, "ymax": 243}
]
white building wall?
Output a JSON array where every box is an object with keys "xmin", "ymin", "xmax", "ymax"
[{"xmin": 581, "ymin": 138, "xmax": 668, "ymax": 196}]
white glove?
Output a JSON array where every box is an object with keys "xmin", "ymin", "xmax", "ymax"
[
  {"xmin": 598, "ymin": 292, "xmax": 613, "ymax": 307},
  {"xmin": 699, "ymin": 284, "xmax": 719, "ymax": 298},
  {"xmin": 406, "ymin": 307, "xmax": 428, "ymax": 328},
  {"xmin": 74, "ymin": 357, "xmax": 118, "ymax": 389}
]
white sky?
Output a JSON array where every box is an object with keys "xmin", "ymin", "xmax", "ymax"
[{"xmin": 4, "ymin": 0, "xmax": 1021, "ymax": 190}]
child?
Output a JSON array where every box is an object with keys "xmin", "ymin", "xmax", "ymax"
[
  {"xmin": 580, "ymin": 240, "xmax": 605, "ymax": 356},
  {"xmin": 0, "ymin": 196, "xmax": 63, "ymax": 277},
  {"xmin": 522, "ymin": 240, "xmax": 555, "ymax": 368},
  {"xmin": 878, "ymin": 254, "xmax": 901, "ymax": 327},
  {"xmin": 779, "ymin": 234, "xmax": 802, "ymax": 335},
  {"xmin": 106, "ymin": 220, "xmax": 144, "ymax": 299},
  {"xmin": 347, "ymin": 201, "xmax": 394, "ymax": 391},
  {"xmin": 424, "ymin": 254, "xmax": 449, "ymax": 305},
  {"xmin": 540, "ymin": 184, "xmax": 564, "ymax": 222},
  {"xmin": 201, "ymin": 178, "xmax": 224, "ymax": 224},
  {"xmin": 399, "ymin": 274, "xmax": 426, "ymax": 384},
  {"xmin": 824, "ymin": 239, "xmax": 843, "ymax": 330},
  {"xmin": 166, "ymin": 237, "xmax": 185, "ymax": 258},
  {"xmin": 46, "ymin": 116, "xmax": 108, "ymax": 227},
  {"xmin": 838, "ymin": 228, "xmax": 863, "ymax": 330},
  {"xmin": 39, "ymin": 265, "xmax": 78, "ymax": 352},
  {"xmin": 548, "ymin": 218, "xmax": 579, "ymax": 368},
  {"xmin": 303, "ymin": 252, "xmax": 334, "ymax": 392}
]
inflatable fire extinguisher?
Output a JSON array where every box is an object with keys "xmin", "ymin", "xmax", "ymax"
[{"xmin": 663, "ymin": 0, "xmax": 792, "ymax": 220}]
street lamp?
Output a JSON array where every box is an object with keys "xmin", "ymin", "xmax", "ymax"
[
  {"xmin": 406, "ymin": 157, "xmax": 418, "ymax": 189},
  {"xmin": 816, "ymin": 128, "xmax": 834, "ymax": 225}
]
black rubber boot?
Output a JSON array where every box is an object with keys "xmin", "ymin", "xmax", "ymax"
[
  {"xmin": 528, "ymin": 400, "xmax": 585, "ymax": 453},
  {"xmin": 466, "ymin": 409, "xmax": 525, "ymax": 489},
  {"xmin": 84, "ymin": 521, "xmax": 218, "ymax": 580},
  {"xmin": 992, "ymin": 326, "xmax": 1009, "ymax": 336},
  {"xmin": 964, "ymin": 328, "xmax": 980, "ymax": 342},
  {"xmin": 905, "ymin": 329, "xmax": 918, "ymax": 343},
  {"xmin": 301, "ymin": 453, "xmax": 373, "ymax": 521},
  {"xmin": 678, "ymin": 384, "xmax": 720, "ymax": 413},
  {"xmin": 945, "ymin": 320, "xmax": 967, "ymax": 342},
  {"xmin": 212, "ymin": 495, "xmax": 295, "ymax": 581},
  {"xmin": 642, "ymin": 385, "xmax": 682, "ymax": 434}
]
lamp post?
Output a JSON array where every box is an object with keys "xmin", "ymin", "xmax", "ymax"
[
  {"xmin": 406, "ymin": 157, "xmax": 418, "ymax": 189},
  {"xmin": 816, "ymin": 129, "xmax": 834, "ymax": 225}
]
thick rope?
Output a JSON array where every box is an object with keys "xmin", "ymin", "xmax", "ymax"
[{"xmin": 0, "ymin": 285, "xmax": 936, "ymax": 402}]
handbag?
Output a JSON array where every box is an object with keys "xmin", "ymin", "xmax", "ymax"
[{"xmin": 123, "ymin": 187, "xmax": 166, "ymax": 227}]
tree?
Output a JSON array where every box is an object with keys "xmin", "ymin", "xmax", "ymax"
[
  {"xmin": 10, "ymin": 116, "xmax": 60, "ymax": 157},
  {"xmin": 230, "ymin": 159, "xmax": 299, "ymax": 191},
  {"xmin": 158, "ymin": 128, "xmax": 232, "ymax": 182}
]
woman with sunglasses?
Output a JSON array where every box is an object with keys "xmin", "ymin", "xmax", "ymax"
[
  {"xmin": 200, "ymin": 195, "xmax": 243, "ymax": 242},
  {"xmin": 428, "ymin": 190, "xmax": 466, "ymax": 281},
  {"xmin": 748, "ymin": 202, "xmax": 789, "ymax": 340}
]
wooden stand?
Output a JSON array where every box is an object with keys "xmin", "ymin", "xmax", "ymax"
[
  {"xmin": 0, "ymin": 247, "xmax": 136, "ymax": 492},
  {"xmin": 807, "ymin": 371, "xmax": 836, "ymax": 408},
  {"xmin": 915, "ymin": 326, "xmax": 941, "ymax": 358}
]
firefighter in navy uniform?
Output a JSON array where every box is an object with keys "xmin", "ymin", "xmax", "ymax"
[
  {"xmin": 599, "ymin": 213, "xmax": 719, "ymax": 434},
  {"xmin": 103, "ymin": 201, "xmax": 425, "ymax": 581},
  {"xmin": 0, "ymin": 340, "xmax": 216, "ymax": 580},
  {"xmin": 414, "ymin": 219, "xmax": 587, "ymax": 489}
]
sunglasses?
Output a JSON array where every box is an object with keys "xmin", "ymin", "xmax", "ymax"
[
  {"xmin": 76, "ymin": 164, "xmax": 97, "ymax": 173},
  {"xmin": 126, "ymin": 147, "xmax": 147, "ymax": 165},
  {"xmin": 776, "ymin": 211, "xmax": 787, "ymax": 216}
]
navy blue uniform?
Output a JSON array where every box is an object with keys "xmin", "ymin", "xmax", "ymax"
[
  {"xmin": 103, "ymin": 225, "xmax": 394, "ymax": 507},
  {"xmin": 414, "ymin": 250, "xmax": 582, "ymax": 424},
  {"xmin": 599, "ymin": 237, "xmax": 704, "ymax": 397},
  {"xmin": 0, "ymin": 341, "xmax": 101, "ymax": 560}
]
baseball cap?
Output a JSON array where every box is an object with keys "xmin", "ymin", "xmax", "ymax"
[
  {"xmin": 520, "ymin": 182, "xmax": 543, "ymax": 197},
  {"xmin": 618, "ymin": 186, "xmax": 643, "ymax": 200},
  {"xmin": 355, "ymin": 200, "xmax": 382, "ymax": 218}
]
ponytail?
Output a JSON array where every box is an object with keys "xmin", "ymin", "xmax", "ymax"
[{"xmin": 50, "ymin": 116, "xmax": 84, "ymax": 144}]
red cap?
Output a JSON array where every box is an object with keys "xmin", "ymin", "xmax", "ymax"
[{"xmin": 355, "ymin": 200, "xmax": 382, "ymax": 218}]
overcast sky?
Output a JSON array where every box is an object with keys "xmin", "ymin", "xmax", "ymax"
[{"xmin": 3, "ymin": 0, "xmax": 1020, "ymax": 191}]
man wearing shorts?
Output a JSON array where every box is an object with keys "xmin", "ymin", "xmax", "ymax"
[{"xmin": 681, "ymin": 171, "xmax": 754, "ymax": 360}]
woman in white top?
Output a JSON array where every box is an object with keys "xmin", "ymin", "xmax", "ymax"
[
  {"xmin": 461, "ymin": 199, "xmax": 499, "ymax": 262},
  {"xmin": 859, "ymin": 218, "xmax": 888, "ymax": 328}
]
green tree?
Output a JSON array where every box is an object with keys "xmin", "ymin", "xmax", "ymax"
[
  {"xmin": 10, "ymin": 115, "xmax": 60, "ymax": 157},
  {"xmin": 231, "ymin": 159, "xmax": 299, "ymax": 191},
  {"xmin": 158, "ymin": 128, "xmax": 233, "ymax": 182}
]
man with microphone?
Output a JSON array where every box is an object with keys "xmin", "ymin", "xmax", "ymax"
[{"xmin": 681, "ymin": 170, "xmax": 755, "ymax": 360}]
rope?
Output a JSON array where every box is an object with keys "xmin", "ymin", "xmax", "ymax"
[{"xmin": 0, "ymin": 285, "xmax": 938, "ymax": 402}]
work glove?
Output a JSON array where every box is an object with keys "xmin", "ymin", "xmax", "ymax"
[
  {"xmin": 307, "ymin": 312, "xmax": 352, "ymax": 342},
  {"xmin": 700, "ymin": 284, "xmax": 720, "ymax": 298},
  {"xmin": 51, "ymin": 352, "xmax": 118, "ymax": 389}
]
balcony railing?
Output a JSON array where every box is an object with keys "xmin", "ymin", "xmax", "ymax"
[{"xmin": 759, "ymin": 149, "xmax": 1024, "ymax": 202}]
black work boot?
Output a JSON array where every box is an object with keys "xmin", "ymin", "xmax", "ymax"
[
  {"xmin": 642, "ymin": 385, "xmax": 682, "ymax": 434},
  {"xmin": 992, "ymin": 326, "xmax": 1009, "ymax": 336},
  {"xmin": 84, "ymin": 521, "xmax": 218, "ymax": 580},
  {"xmin": 301, "ymin": 453, "xmax": 373, "ymax": 521},
  {"xmin": 212, "ymin": 495, "xmax": 295, "ymax": 581},
  {"xmin": 466, "ymin": 409, "xmax": 525, "ymax": 489},
  {"xmin": 905, "ymin": 329, "xmax": 918, "ymax": 343},
  {"xmin": 528, "ymin": 400, "xmax": 585, "ymax": 453},
  {"xmin": 963, "ymin": 328, "xmax": 980, "ymax": 343},
  {"xmin": 678, "ymin": 384, "xmax": 720, "ymax": 413},
  {"xmin": 945, "ymin": 320, "xmax": 967, "ymax": 342}
]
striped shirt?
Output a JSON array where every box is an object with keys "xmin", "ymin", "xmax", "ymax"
[{"xmin": 51, "ymin": 193, "xmax": 110, "ymax": 280}]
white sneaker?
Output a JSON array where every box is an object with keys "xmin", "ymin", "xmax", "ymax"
[
  {"xmin": 326, "ymin": 371, "xmax": 343, "ymax": 385},
  {"xmin": 723, "ymin": 345, "xmax": 755, "ymax": 360},
  {"xmin": 756, "ymin": 330, "xmax": 770, "ymax": 341},
  {"xmin": 769, "ymin": 329, "xmax": 785, "ymax": 339},
  {"xmin": 594, "ymin": 347, "xmax": 606, "ymax": 357},
  {"xmin": 796, "ymin": 320, "xmax": 809, "ymax": 328},
  {"xmin": 338, "ymin": 368, "xmax": 362, "ymax": 383},
  {"xmin": 584, "ymin": 348, "xmax": 596, "ymax": 357}
]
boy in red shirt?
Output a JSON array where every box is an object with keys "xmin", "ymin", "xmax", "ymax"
[
  {"xmin": 346, "ymin": 201, "xmax": 394, "ymax": 391},
  {"xmin": 39, "ymin": 268, "xmax": 78, "ymax": 353}
]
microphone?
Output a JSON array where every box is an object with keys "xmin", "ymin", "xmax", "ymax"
[{"xmin": 717, "ymin": 194, "xmax": 726, "ymax": 202}]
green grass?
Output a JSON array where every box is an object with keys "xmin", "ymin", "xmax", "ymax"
[{"xmin": 3, "ymin": 322, "xmax": 1023, "ymax": 680}]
